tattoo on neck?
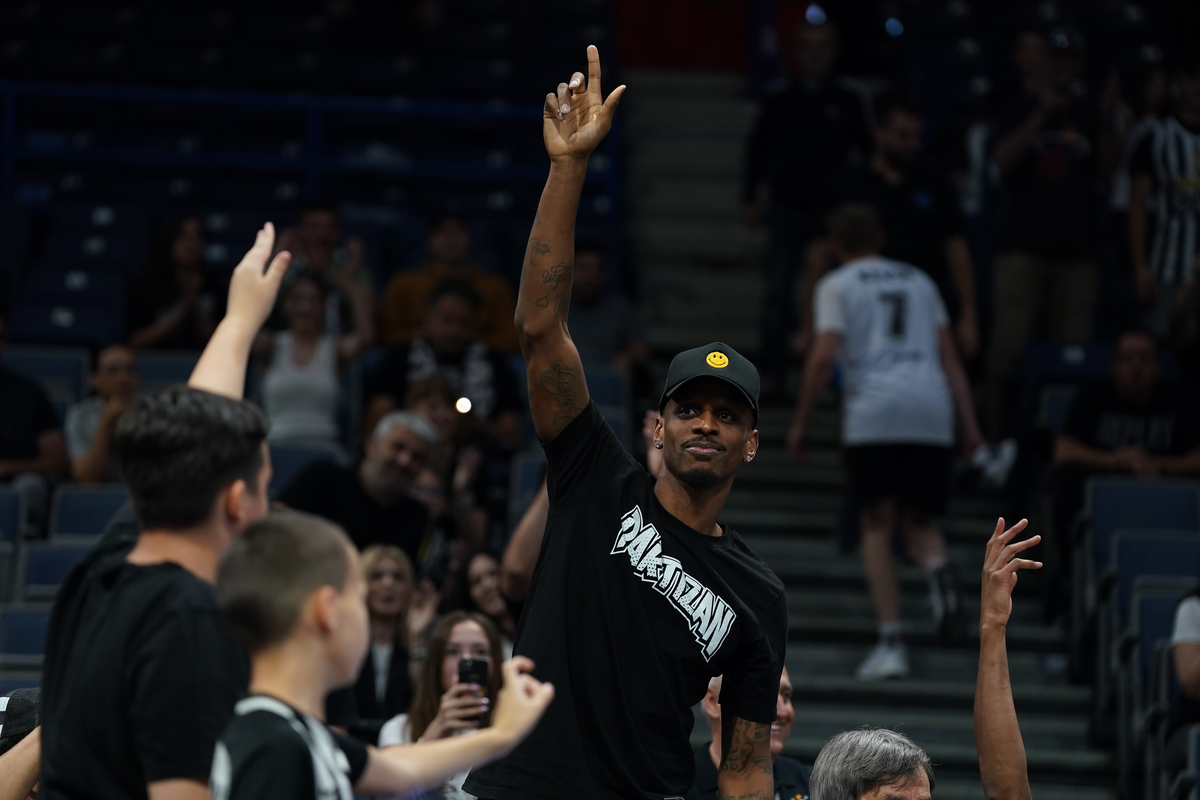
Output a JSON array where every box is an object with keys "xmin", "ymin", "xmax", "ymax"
[{"xmin": 538, "ymin": 362, "xmax": 582, "ymax": 433}]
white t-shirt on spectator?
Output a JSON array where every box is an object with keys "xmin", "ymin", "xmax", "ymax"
[
  {"xmin": 1172, "ymin": 596, "xmax": 1200, "ymax": 644},
  {"xmin": 814, "ymin": 255, "xmax": 954, "ymax": 447},
  {"xmin": 378, "ymin": 714, "xmax": 477, "ymax": 800}
]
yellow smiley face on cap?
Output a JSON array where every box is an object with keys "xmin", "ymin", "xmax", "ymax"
[{"xmin": 706, "ymin": 351, "xmax": 729, "ymax": 368}]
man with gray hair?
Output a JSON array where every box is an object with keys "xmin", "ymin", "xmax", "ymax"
[
  {"xmin": 810, "ymin": 729, "xmax": 934, "ymax": 800},
  {"xmin": 277, "ymin": 410, "xmax": 435, "ymax": 566}
]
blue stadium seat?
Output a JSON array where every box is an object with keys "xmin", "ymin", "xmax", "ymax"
[
  {"xmin": 506, "ymin": 450, "xmax": 545, "ymax": 533},
  {"xmin": 1117, "ymin": 585, "xmax": 1194, "ymax": 796},
  {"xmin": 269, "ymin": 446, "xmax": 334, "ymax": 499},
  {"xmin": 588, "ymin": 368, "xmax": 628, "ymax": 409},
  {"xmin": 17, "ymin": 543, "xmax": 90, "ymax": 601},
  {"xmin": 1037, "ymin": 383, "xmax": 1080, "ymax": 433},
  {"xmin": 1, "ymin": 346, "xmax": 90, "ymax": 404},
  {"xmin": 1075, "ymin": 479, "xmax": 1200, "ymax": 627},
  {"xmin": 0, "ymin": 606, "xmax": 51, "ymax": 669},
  {"xmin": 21, "ymin": 266, "xmax": 126, "ymax": 307},
  {"xmin": 0, "ymin": 490, "xmax": 24, "ymax": 546},
  {"xmin": 49, "ymin": 485, "xmax": 129, "ymax": 538},
  {"xmin": 6, "ymin": 301, "xmax": 121, "ymax": 349},
  {"xmin": 1147, "ymin": 640, "xmax": 1189, "ymax": 799},
  {"xmin": 137, "ymin": 351, "xmax": 200, "ymax": 392}
]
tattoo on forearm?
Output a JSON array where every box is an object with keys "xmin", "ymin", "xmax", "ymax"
[
  {"xmin": 720, "ymin": 719, "xmax": 772, "ymax": 778},
  {"xmin": 553, "ymin": 293, "xmax": 569, "ymax": 315},
  {"xmin": 528, "ymin": 237, "xmax": 550, "ymax": 265},
  {"xmin": 536, "ymin": 294, "xmax": 550, "ymax": 308},
  {"xmin": 538, "ymin": 363, "xmax": 582, "ymax": 433},
  {"xmin": 541, "ymin": 262, "xmax": 571, "ymax": 288}
]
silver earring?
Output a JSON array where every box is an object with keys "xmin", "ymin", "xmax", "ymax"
[{"xmin": 654, "ymin": 442, "xmax": 663, "ymax": 450}]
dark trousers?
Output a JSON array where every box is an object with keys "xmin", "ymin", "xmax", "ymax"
[{"xmin": 759, "ymin": 204, "xmax": 822, "ymax": 381}]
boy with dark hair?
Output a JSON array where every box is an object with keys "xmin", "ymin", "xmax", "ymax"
[
  {"xmin": 40, "ymin": 224, "xmax": 293, "ymax": 800},
  {"xmin": 211, "ymin": 510, "xmax": 554, "ymax": 800}
]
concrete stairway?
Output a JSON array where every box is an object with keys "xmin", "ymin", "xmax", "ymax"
[{"xmin": 622, "ymin": 71, "xmax": 1115, "ymax": 799}]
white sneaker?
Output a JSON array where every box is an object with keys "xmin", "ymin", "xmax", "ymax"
[{"xmin": 856, "ymin": 640, "xmax": 910, "ymax": 681}]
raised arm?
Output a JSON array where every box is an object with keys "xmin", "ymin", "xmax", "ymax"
[
  {"xmin": 189, "ymin": 224, "xmax": 291, "ymax": 399},
  {"xmin": 718, "ymin": 711, "xmax": 773, "ymax": 800},
  {"xmin": 975, "ymin": 518, "xmax": 1040, "ymax": 800},
  {"xmin": 355, "ymin": 658, "xmax": 553, "ymax": 796},
  {"xmin": 517, "ymin": 45, "xmax": 624, "ymax": 442}
]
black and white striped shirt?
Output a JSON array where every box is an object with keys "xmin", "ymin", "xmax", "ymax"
[{"xmin": 1133, "ymin": 114, "xmax": 1200, "ymax": 286}]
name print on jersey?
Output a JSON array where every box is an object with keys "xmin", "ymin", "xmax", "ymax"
[{"xmin": 610, "ymin": 505, "xmax": 736, "ymax": 661}]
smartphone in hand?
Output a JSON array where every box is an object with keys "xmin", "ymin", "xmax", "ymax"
[{"xmin": 459, "ymin": 658, "xmax": 489, "ymax": 721}]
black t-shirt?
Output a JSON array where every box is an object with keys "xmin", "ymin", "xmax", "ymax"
[
  {"xmin": 828, "ymin": 160, "xmax": 967, "ymax": 309},
  {"xmin": 41, "ymin": 522, "xmax": 249, "ymax": 800},
  {"xmin": 369, "ymin": 337, "xmax": 522, "ymax": 422},
  {"xmin": 743, "ymin": 77, "xmax": 874, "ymax": 211},
  {"xmin": 1060, "ymin": 382, "xmax": 1200, "ymax": 456},
  {"xmin": 686, "ymin": 745, "xmax": 812, "ymax": 800},
  {"xmin": 993, "ymin": 93, "xmax": 1100, "ymax": 258},
  {"xmin": 277, "ymin": 460, "xmax": 429, "ymax": 565},
  {"xmin": 464, "ymin": 402, "xmax": 788, "ymax": 800},
  {"xmin": 0, "ymin": 366, "xmax": 60, "ymax": 460},
  {"xmin": 211, "ymin": 695, "xmax": 370, "ymax": 800}
]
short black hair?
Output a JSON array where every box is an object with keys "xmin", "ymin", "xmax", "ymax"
[
  {"xmin": 115, "ymin": 386, "xmax": 269, "ymax": 530},
  {"xmin": 427, "ymin": 209, "xmax": 468, "ymax": 237},
  {"xmin": 875, "ymin": 92, "xmax": 921, "ymax": 128},
  {"xmin": 428, "ymin": 278, "xmax": 481, "ymax": 311},
  {"xmin": 216, "ymin": 511, "xmax": 353, "ymax": 655},
  {"xmin": 576, "ymin": 238, "xmax": 607, "ymax": 260}
]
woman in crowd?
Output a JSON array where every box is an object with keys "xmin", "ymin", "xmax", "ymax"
[
  {"xmin": 443, "ymin": 551, "xmax": 517, "ymax": 659},
  {"xmin": 253, "ymin": 269, "xmax": 371, "ymax": 462},
  {"xmin": 127, "ymin": 215, "xmax": 220, "ymax": 350},
  {"xmin": 378, "ymin": 612, "xmax": 505, "ymax": 800}
]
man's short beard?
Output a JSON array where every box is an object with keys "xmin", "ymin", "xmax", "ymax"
[{"xmin": 675, "ymin": 466, "xmax": 723, "ymax": 492}]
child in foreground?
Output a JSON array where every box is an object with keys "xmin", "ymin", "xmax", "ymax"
[{"xmin": 210, "ymin": 511, "xmax": 555, "ymax": 800}]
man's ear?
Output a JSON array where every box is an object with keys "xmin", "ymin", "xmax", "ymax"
[
  {"xmin": 744, "ymin": 429, "xmax": 760, "ymax": 462},
  {"xmin": 653, "ymin": 412, "xmax": 665, "ymax": 448},
  {"xmin": 222, "ymin": 479, "xmax": 251, "ymax": 527}
]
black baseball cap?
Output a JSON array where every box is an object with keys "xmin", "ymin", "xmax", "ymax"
[
  {"xmin": 659, "ymin": 342, "xmax": 760, "ymax": 424},
  {"xmin": 0, "ymin": 688, "xmax": 40, "ymax": 755}
]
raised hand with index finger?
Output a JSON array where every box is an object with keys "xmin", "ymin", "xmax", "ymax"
[
  {"xmin": 980, "ymin": 518, "xmax": 1042, "ymax": 630},
  {"xmin": 543, "ymin": 45, "xmax": 626, "ymax": 163}
]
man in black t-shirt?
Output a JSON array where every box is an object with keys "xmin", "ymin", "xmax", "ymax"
[
  {"xmin": 40, "ymin": 224, "xmax": 293, "ymax": 800},
  {"xmin": 806, "ymin": 94, "xmax": 978, "ymax": 358},
  {"xmin": 742, "ymin": 20, "xmax": 873, "ymax": 389},
  {"xmin": 687, "ymin": 670, "xmax": 812, "ymax": 800},
  {"xmin": 464, "ymin": 47, "xmax": 788, "ymax": 800},
  {"xmin": 276, "ymin": 411, "xmax": 433, "ymax": 565},
  {"xmin": 1047, "ymin": 330, "xmax": 1200, "ymax": 597},
  {"xmin": 987, "ymin": 27, "xmax": 1107, "ymax": 436},
  {"xmin": 367, "ymin": 280, "xmax": 523, "ymax": 447}
]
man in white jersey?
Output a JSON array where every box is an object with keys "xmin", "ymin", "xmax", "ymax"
[{"xmin": 787, "ymin": 203, "xmax": 984, "ymax": 680}]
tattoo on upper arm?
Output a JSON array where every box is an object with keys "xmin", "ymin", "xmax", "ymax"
[
  {"xmin": 528, "ymin": 237, "xmax": 550, "ymax": 264},
  {"xmin": 536, "ymin": 294, "xmax": 550, "ymax": 308},
  {"xmin": 538, "ymin": 362, "xmax": 583, "ymax": 434},
  {"xmin": 542, "ymin": 262, "xmax": 571, "ymax": 288},
  {"xmin": 553, "ymin": 293, "xmax": 569, "ymax": 315}
]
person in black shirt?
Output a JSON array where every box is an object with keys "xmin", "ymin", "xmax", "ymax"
[
  {"xmin": 805, "ymin": 94, "xmax": 979, "ymax": 357},
  {"xmin": 367, "ymin": 280, "xmax": 523, "ymax": 449},
  {"xmin": 464, "ymin": 47, "xmax": 788, "ymax": 800},
  {"xmin": 1046, "ymin": 330, "xmax": 1200, "ymax": 604},
  {"xmin": 40, "ymin": 224, "xmax": 293, "ymax": 800},
  {"xmin": 687, "ymin": 670, "xmax": 812, "ymax": 800},
  {"xmin": 210, "ymin": 511, "xmax": 554, "ymax": 800},
  {"xmin": 742, "ymin": 20, "xmax": 873, "ymax": 389},
  {"xmin": 276, "ymin": 411, "xmax": 433, "ymax": 565},
  {"xmin": 987, "ymin": 27, "xmax": 1109, "ymax": 437}
]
